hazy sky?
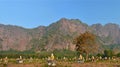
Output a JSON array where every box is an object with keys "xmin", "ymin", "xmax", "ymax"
[{"xmin": 0, "ymin": 0, "xmax": 120, "ymax": 28}]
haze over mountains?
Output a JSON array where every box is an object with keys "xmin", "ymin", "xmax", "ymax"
[{"xmin": 0, "ymin": 18, "xmax": 120, "ymax": 52}]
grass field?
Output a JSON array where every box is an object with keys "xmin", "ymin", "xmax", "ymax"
[
  {"xmin": 1, "ymin": 62, "xmax": 120, "ymax": 67},
  {"xmin": 0, "ymin": 58, "xmax": 120, "ymax": 67}
]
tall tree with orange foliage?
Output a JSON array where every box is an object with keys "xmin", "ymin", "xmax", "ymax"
[{"xmin": 74, "ymin": 31, "xmax": 98, "ymax": 59}]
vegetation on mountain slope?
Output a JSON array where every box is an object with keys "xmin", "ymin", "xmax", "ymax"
[{"xmin": 0, "ymin": 18, "xmax": 119, "ymax": 53}]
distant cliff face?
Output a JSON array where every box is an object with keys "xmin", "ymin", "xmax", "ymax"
[
  {"xmin": 91, "ymin": 23, "xmax": 120, "ymax": 45},
  {"xmin": 0, "ymin": 25, "xmax": 45, "ymax": 51},
  {"xmin": 0, "ymin": 18, "xmax": 120, "ymax": 51}
]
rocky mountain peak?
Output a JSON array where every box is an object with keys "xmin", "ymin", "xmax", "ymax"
[{"xmin": 0, "ymin": 18, "xmax": 120, "ymax": 51}]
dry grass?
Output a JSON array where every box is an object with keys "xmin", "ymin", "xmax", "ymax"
[
  {"xmin": 0, "ymin": 62, "xmax": 119, "ymax": 67},
  {"xmin": 0, "ymin": 59, "xmax": 120, "ymax": 67}
]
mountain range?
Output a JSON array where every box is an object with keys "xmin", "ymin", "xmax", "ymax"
[{"xmin": 0, "ymin": 18, "xmax": 120, "ymax": 52}]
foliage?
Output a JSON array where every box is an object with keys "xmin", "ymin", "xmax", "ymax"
[
  {"xmin": 0, "ymin": 49, "xmax": 77, "ymax": 59},
  {"xmin": 53, "ymin": 49, "xmax": 77, "ymax": 59},
  {"xmin": 116, "ymin": 52, "xmax": 120, "ymax": 57},
  {"xmin": 97, "ymin": 53, "xmax": 104, "ymax": 57},
  {"xmin": 73, "ymin": 31, "xmax": 98, "ymax": 55},
  {"xmin": 103, "ymin": 50, "xmax": 114, "ymax": 58},
  {"xmin": 0, "ymin": 50, "xmax": 36, "ymax": 58}
]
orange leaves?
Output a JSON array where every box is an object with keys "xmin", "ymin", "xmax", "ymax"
[{"xmin": 74, "ymin": 31, "xmax": 98, "ymax": 54}]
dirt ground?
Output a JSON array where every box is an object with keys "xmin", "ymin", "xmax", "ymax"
[
  {"xmin": 0, "ymin": 63, "xmax": 43, "ymax": 67},
  {"xmin": 1, "ymin": 62, "xmax": 120, "ymax": 67}
]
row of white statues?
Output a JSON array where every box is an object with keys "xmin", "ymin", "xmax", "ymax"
[{"xmin": 0, "ymin": 53, "xmax": 116, "ymax": 67}]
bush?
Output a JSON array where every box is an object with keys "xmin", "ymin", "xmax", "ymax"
[
  {"xmin": 116, "ymin": 52, "xmax": 120, "ymax": 57},
  {"xmin": 103, "ymin": 50, "xmax": 114, "ymax": 58}
]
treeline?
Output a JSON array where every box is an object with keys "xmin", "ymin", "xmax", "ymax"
[
  {"xmin": 0, "ymin": 50, "xmax": 36, "ymax": 58},
  {"xmin": 0, "ymin": 49, "xmax": 77, "ymax": 59},
  {"xmin": 1, "ymin": 49, "xmax": 120, "ymax": 59}
]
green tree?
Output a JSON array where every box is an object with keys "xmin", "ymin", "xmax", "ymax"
[
  {"xmin": 104, "ymin": 50, "xmax": 114, "ymax": 58},
  {"xmin": 117, "ymin": 52, "xmax": 120, "ymax": 57},
  {"xmin": 73, "ymin": 31, "xmax": 98, "ymax": 60}
]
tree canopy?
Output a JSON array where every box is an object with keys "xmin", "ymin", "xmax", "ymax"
[
  {"xmin": 74, "ymin": 31, "xmax": 98, "ymax": 55},
  {"xmin": 104, "ymin": 49, "xmax": 114, "ymax": 58}
]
